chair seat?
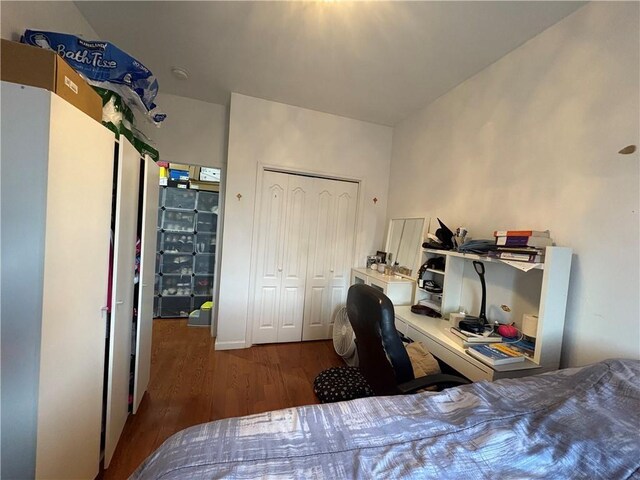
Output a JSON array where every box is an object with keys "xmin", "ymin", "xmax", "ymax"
[{"xmin": 313, "ymin": 366, "xmax": 374, "ymax": 403}]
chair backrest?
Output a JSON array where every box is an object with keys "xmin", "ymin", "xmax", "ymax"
[{"xmin": 346, "ymin": 284, "xmax": 415, "ymax": 395}]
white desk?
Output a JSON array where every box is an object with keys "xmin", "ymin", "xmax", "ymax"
[{"xmin": 394, "ymin": 305, "xmax": 546, "ymax": 382}]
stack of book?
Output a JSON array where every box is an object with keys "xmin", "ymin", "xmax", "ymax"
[
  {"xmin": 467, "ymin": 343, "xmax": 527, "ymax": 366},
  {"xmin": 489, "ymin": 230, "xmax": 552, "ymax": 263}
]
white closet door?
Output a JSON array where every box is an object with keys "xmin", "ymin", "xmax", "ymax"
[
  {"xmin": 303, "ymin": 179, "xmax": 358, "ymax": 341},
  {"xmin": 253, "ymin": 172, "xmax": 312, "ymax": 344},
  {"xmin": 105, "ymin": 139, "xmax": 140, "ymax": 467},
  {"xmin": 35, "ymin": 94, "xmax": 114, "ymax": 480},
  {"xmin": 277, "ymin": 175, "xmax": 312, "ymax": 342},
  {"xmin": 133, "ymin": 156, "xmax": 159, "ymax": 414},
  {"xmin": 325, "ymin": 181, "xmax": 359, "ymax": 331},
  {"xmin": 252, "ymin": 171, "xmax": 289, "ymax": 344}
]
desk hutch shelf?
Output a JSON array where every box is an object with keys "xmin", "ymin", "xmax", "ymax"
[{"xmin": 400, "ymin": 246, "xmax": 572, "ymax": 381}]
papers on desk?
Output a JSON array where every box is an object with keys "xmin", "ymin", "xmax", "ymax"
[
  {"xmin": 447, "ymin": 327, "xmax": 502, "ymax": 347},
  {"xmin": 498, "ymin": 259, "xmax": 543, "ymax": 272}
]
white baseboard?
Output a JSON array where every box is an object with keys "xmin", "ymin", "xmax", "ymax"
[{"xmin": 214, "ymin": 339, "xmax": 248, "ymax": 350}]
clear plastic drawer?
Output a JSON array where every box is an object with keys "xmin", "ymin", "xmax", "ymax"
[
  {"xmin": 164, "ymin": 187, "xmax": 196, "ymax": 210},
  {"xmin": 161, "ymin": 253, "xmax": 193, "ymax": 275},
  {"xmin": 161, "ymin": 210, "xmax": 195, "ymax": 232},
  {"xmin": 159, "ymin": 274, "xmax": 192, "ymax": 296},
  {"xmin": 196, "ymin": 212, "xmax": 217, "ymax": 233},
  {"xmin": 195, "ymin": 233, "xmax": 216, "ymax": 254},
  {"xmin": 158, "ymin": 297, "xmax": 191, "ymax": 318},
  {"xmin": 194, "ymin": 254, "xmax": 215, "ymax": 274},
  {"xmin": 162, "ymin": 232, "xmax": 194, "ymax": 253},
  {"xmin": 193, "ymin": 275, "xmax": 214, "ymax": 296},
  {"xmin": 196, "ymin": 191, "xmax": 219, "ymax": 213}
]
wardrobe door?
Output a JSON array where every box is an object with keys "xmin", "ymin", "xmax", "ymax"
[
  {"xmin": 105, "ymin": 139, "xmax": 140, "ymax": 467},
  {"xmin": 252, "ymin": 171, "xmax": 289, "ymax": 344},
  {"xmin": 133, "ymin": 156, "xmax": 160, "ymax": 414},
  {"xmin": 35, "ymin": 93, "xmax": 114, "ymax": 479},
  {"xmin": 302, "ymin": 179, "xmax": 358, "ymax": 341}
]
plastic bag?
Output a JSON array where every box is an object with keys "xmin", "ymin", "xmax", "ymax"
[
  {"xmin": 22, "ymin": 29, "xmax": 166, "ymax": 124},
  {"xmin": 94, "ymin": 87, "xmax": 159, "ymax": 162}
]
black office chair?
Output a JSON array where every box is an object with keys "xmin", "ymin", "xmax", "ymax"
[
  {"xmin": 313, "ymin": 284, "xmax": 469, "ymax": 403},
  {"xmin": 346, "ymin": 283, "xmax": 469, "ymax": 395}
]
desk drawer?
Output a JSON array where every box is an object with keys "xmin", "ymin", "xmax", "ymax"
[
  {"xmin": 394, "ymin": 316, "xmax": 408, "ymax": 335},
  {"xmin": 405, "ymin": 325, "xmax": 493, "ymax": 382}
]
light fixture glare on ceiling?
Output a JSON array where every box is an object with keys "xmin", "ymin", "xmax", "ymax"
[{"xmin": 171, "ymin": 67, "xmax": 189, "ymax": 81}]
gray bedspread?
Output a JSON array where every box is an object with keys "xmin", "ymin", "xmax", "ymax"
[{"xmin": 132, "ymin": 359, "xmax": 640, "ymax": 479}]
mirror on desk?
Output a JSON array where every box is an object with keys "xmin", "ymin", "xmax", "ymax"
[{"xmin": 385, "ymin": 217, "xmax": 426, "ymax": 276}]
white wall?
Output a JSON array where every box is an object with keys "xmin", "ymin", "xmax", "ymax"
[
  {"xmin": 138, "ymin": 93, "xmax": 228, "ymax": 168},
  {"xmin": 217, "ymin": 93, "xmax": 392, "ymax": 349},
  {"xmin": 0, "ymin": 1, "xmax": 98, "ymax": 41},
  {"xmin": 388, "ymin": 2, "xmax": 639, "ymax": 368}
]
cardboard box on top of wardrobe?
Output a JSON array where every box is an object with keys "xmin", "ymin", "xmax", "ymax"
[{"xmin": 1, "ymin": 39, "xmax": 102, "ymax": 122}]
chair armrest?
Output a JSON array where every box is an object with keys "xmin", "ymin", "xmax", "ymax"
[{"xmin": 397, "ymin": 373, "xmax": 470, "ymax": 394}]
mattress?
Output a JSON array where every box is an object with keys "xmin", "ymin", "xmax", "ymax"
[{"xmin": 132, "ymin": 359, "xmax": 640, "ymax": 479}]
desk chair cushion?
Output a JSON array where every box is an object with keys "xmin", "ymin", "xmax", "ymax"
[{"xmin": 313, "ymin": 366, "xmax": 374, "ymax": 404}]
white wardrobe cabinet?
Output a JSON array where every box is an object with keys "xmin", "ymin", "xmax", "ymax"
[
  {"xmin": 252, "ymin": 171, "xmax": 359, "ymax": 344},
  {"xmin": 1, "ymin": 82, "xmax": 159, "ymax": 477},
  {"xmin": 1, "ymin": 83, "xmax": 114, "ymax": 479}
]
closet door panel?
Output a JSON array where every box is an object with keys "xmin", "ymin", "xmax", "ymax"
[
  {"xmin": 306, "ymin": 287, "xmax": 326, "ymax": 328},
  {"xmin": 302, "ymin": 186, "xmax": 335, "ymax": 340},
  {"xmin": 278, "ymin": 178, "xmax": 311, "ymax": 342},
  {"xmin": 303, "ymin": 180, "xmax": 358, "ymax": 341},
  {"xmin": 133, "ymin": 157, "xmax": 160, "ymax": 414},
  {"xmin": 327, "ymin": 183, "xmax": 359, "ymax": 324},
  {"xmin": 252, "ymin": 172, "xmax": 288, "ymax": 344},
  {"xmin": 105, "ymin": 139, "xmax": 140, "ymax": 467}
]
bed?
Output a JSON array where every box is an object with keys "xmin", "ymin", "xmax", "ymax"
[{"xmin": 132, "ymin": 359, "xmax": 640, "ymax": 479}]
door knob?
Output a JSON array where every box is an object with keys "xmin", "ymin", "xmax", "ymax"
[
  {"xmin": 278, "ymin": 267, "xmax": 283, "ymax": 272},
  {"xmin": 116, "ymin": 300, "xmax": 124, "ymax": 305}
]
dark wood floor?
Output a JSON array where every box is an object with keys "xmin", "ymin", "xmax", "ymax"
[{"xmin": 101, "ymin": 319, "xmax": 343, "ymax": 479}]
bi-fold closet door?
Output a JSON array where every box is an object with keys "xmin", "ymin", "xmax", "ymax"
[{"xmin": 252, "ymin": 171, "xmax": 358, "ymax": 344}]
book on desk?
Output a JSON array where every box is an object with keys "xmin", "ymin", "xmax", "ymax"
[
  {"xmin": 467, "ymin": 343, "xmax": 527, "ymax": 366},
  {"xmin": 448, "ymin": 327, "xmax": 502, "ymax": 345}
]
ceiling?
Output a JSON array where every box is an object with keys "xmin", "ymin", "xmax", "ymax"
[{"xmin": 76, "ymin": 1, "xmax": 584, "ymax": 126}]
